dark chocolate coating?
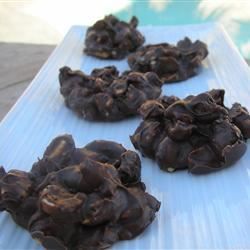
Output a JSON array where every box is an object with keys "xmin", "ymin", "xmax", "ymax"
[
  {"xmin": 229, "ymin": 102, "xmax": 250, "ymax": 139},
  {"xmin": 84, "ymin": 15, "xmax": 145, "ymax": 59},
  {"xmin": 0, "ymin": 135, "xmax": 160, "ymax": 249},
  {"xmin": 127, "ymin": 37, "xmax": 208, "ymax": 83},
  {"xmin": 59, "ymin": 66, "xmax": 162, "ymax": 121},
  {"xmin": 131, "ymin": 89, "xmax": 250, "ymax": 174}
]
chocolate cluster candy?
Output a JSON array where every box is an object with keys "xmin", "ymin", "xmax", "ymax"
[
  {"xmin": 127, "ymin": 37, "xmax": 208, "ymax": 83},
  {"xmin": 0, "ymin": 135, "xmax": 160, "ymax": 249},
  {"xmin": 84, "ymin": 15, "xmax": 145, "ymax": 59},
  {"xmin": 131, "ymin": 89, "xmax": 250, "ymax": 174},
  {"xmin": 59, "ymin": 66, "xmax": 162, "ymax": 121}
]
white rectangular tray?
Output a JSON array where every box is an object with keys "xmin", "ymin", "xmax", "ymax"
[{"xmin": 1, "ymin": 23, "xmax": 250, "ymax": 249}]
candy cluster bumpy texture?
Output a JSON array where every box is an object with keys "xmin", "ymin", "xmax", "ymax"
[
  {"xmin": 59, "ymin": 66, "xmax": 162, "ymax": 121},
  {"xmin": 128, "ymin": 37, "xmax": 208, "ymax": 83},
  {"xmin": 131, "ymin": 89, "xmax": 250, "ymax": 174},
  {"xmin": 0, "ymin": 135, "xmax": 160, "ymax": 250},
  {"xmin": 84, "ymin": 15, "xmax": 145, "ymax": 59}
]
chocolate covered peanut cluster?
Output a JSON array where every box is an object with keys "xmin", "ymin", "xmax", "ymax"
[
  {"xmin": 128, "ymin": 37, "xmax": 208, "ymax": 83},
  {"xmin": 0, "ymin": 135, "xmax": 160, "ymax": 249},
  {"xmin": 131, "ymin": 89, "xmax": 250, "ymax": 174},
  {"xmin": 59, "ymin": 66, "xmax": 162, "ymax": 121},
  {"xmin": 84, "ymin": 15, "xmax": 145, "ymax": 59}
]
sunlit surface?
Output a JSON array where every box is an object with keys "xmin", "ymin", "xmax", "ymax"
[
  {"xmin": 21, "ymin": 0, "xmax": 130, "ymax": 33},
  {"xmin": 0, "ymin": 0, "xmax": 249, "ymax": 59}
]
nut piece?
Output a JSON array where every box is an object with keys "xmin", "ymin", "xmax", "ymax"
[
  {"xmin": 167, "ymin": 167, "xmax": 175, "ymax": 173},
  {"xmin": 84, "ymin": 15, "xmax": 145, "ymax": 59},
  {"xmin": 128, "ymin": 37, "xmax": 208, "ymax": 83},
  {"xmin": 59, "ymin": 66, "xmax": 162, "ymax": 121},
  {"xmin": 131, "ymin": 89, "xmax": 250, "ymax": 174},
  {"xmin": 0, "ymin": 135, "xmax": 160, "ymax": 249}
]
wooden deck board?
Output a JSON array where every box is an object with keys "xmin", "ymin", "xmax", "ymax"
[{"xmin": 0, "ymin": 42, "xmax": 55, "ymax": 120}]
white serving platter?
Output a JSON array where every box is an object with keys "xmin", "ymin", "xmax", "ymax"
[{"xmin": 0, "ymin": 23, "xmax": 250, "ymax": 249}]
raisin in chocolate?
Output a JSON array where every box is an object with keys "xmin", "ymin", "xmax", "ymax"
[
  {"xmin": 131, "ymin": 89, "xmax": 250, "ymax": 174},
  {"xmin": 84, "ymin": 15, "xmax": 145, "ymax": 59},
  {"xmin": 127, "ymin": 37, "xmax": 208, "ymax": 83},
  {"xmin": 0, "ymin": 135, "xmax": 160, "ymax": 250},
  {"xmin": 59, "ymin": 66, "xmax": 162, "ymax": 121}
]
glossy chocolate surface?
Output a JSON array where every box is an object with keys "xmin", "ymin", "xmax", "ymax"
[
  {"xmin": 128, "ymin": 37, "xmax": 208, "ymax": 83},
  {"xmin": 0, "ymin": 135, "xmax": 160, "ymax": 249},
  {"xmin": 84, "ymin": 15, "xmax": 145, "ymax": 59},
  {"xmin": 59, "ymin": 66, "xmax": 162, "ymax": 121},
  {"xmin": 131, "ymin": 89, "xmax": 250, "ymax": 174}
]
